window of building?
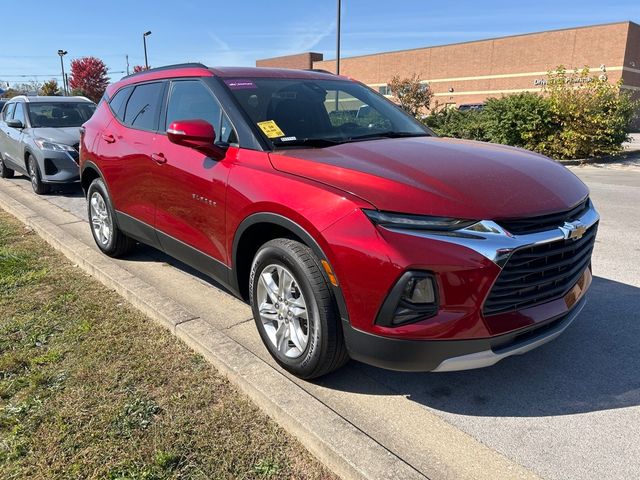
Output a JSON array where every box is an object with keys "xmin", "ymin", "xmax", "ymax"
[{"xmin": 377, "ymin": 85, "xmax": 392, "ymax": 96}]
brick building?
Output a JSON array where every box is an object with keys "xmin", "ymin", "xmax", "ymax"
[{"xmin": 256, "ymin": 21, "xmax": 640, "ymax": 115}]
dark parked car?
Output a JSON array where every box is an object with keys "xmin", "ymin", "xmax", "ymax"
[
  {"xmin": 458, "ymin": 103, "xmax": 485, "ymax": 112},
  {"xmin": 79, "ymin": 64, "xmax": 598, "ymax": 379},
  {"xmin": 0, "ymin": 95, "xmax": 96, "ymax": 193}
]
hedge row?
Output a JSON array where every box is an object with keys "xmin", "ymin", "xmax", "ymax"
[{"xmin": 424, "ymin": 68, "xmax": 638, "ymax": 160}]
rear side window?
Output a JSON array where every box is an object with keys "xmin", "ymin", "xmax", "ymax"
[
  {"xmin": 109, "ymin": 86, "xmax": 133, "ymax": 121},
  {"xmin": 123, "ymin": 82, "xmax": 164, "ymax": 131}
]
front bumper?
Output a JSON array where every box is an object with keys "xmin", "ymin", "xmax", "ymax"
[
  {"xmin": 343, "ymin": 294, "xmax": 587, "ymax": 372},
  {"xmin": 37, "ymin": 150, "xmax": 80, "ymax": 183}
]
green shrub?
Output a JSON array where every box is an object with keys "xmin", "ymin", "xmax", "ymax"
[
  {"xmin": 482, "ymin": 93, "xmax": 557, "ymax": 152},
  {"xmin": 543, "ymin": 66, "xmax": 637, "ymax": 159},
  {"xmin": 424, "ymin": 108, "xmax": 487, "ymax": 141},
  {"xmin": 421, "ymin": 66, "xmax": 639, "ymax": 159}
]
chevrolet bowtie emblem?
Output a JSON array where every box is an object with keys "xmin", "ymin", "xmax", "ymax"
[{"xmin": 560, "ymin": 221, "xmax": 587, "ymax": 240}]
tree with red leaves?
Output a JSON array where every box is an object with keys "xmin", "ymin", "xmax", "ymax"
[
  {"xmin": 68, "ymin": 57, "xmax": 110, "ymax": 103},
  {"xmin": 132, "ymin": 65, "xmax": 149, "ymax": 73}
]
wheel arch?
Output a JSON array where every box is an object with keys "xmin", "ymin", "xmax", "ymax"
[
  {"xmin": 80, "ymin": 161, "xmax": 105, "ymax": 196},
  {"xmin": 232, "ymin": 212, "xmax": 349, "ymax": 323}
]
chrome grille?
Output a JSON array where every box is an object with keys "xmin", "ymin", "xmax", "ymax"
[{"xmin": 483, "ymin": 224, "xmax": 597, "ymax": 316}]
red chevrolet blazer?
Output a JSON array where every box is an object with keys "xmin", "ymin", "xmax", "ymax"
[{"xmin": 79, "ymin": 64, "xmax": 598, "ymax": 379}]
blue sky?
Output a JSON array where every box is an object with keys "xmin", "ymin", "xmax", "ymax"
[{"xmin": 2, "ymin": 0, "xmax": 639, "ymax": 86}]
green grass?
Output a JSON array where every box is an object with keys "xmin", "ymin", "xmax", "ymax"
[{"xmin": 0, "ymin": 211, "xmax": 335, "ymax": 480}]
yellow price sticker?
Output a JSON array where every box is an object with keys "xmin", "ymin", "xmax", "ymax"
[{"xmin": 257, "ymin": 120, "xmax": 285, "ymax": 138}]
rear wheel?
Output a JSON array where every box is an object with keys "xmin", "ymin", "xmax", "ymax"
[
  {"xmin": 87, "ymin": 177, "xmax": 136, "ymax": 257},
  {"xmin": 250, "ymin": 238, "xmax": 349, "ymax": 379},
  {"xmin": 0, "ymin": 155, "xmax": 14, "ymax": 179},
  {"xmin": 27, "ymin": 155, "xmax": 49, "ymax": 195}
]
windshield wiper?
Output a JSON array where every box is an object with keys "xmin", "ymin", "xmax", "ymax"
[
  {"xmin": 347, "ymin": 131, "xmax": 430, "ymax": 142},
  {"xmin": 272, "ymin": 138, "xmax": 343, "ymax": 148}
]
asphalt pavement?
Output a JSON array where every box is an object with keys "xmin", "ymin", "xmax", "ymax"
[{"xmin": 1, "ymin": 162, "xmax": 638, "ymax": 479}]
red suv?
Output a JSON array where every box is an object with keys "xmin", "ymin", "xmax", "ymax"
[{"xmin": 80, "ymin": 64, "xmax": 598, "ymax": 379}]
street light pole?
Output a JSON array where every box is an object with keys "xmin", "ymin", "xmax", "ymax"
[
  {"xmin": 143, "ymin": 31, "xmax": 152, "ymax": 69},
  {"xmin": 336, "ymin": 0, "xmax": 341, "ymax": 75},
  {"xmin": 57, "ymin": 49, "xmax": 68, "ymax": 95}
]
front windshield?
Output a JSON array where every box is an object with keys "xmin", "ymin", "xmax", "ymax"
[
  {"xmin": 27, "ymin": 102, "xmax": 96, "ymax": 128},
  {"xmin": 223, "ymin": 77, "xmax": 431, "ymax": 147}
]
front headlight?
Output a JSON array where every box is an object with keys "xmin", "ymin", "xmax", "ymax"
[
  {"xmin": 34, "ymin": 138, "xmax": 76, "ymax": 152},
  {"xmin": 363, "ymin": 209, "xmax": 475, "ymax": 232}
]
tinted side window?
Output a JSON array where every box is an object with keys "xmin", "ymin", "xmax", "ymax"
[
  {"xmin": 166, "ymin": 80, "xmax": 221, "ymax": 130},
  {"xmin": 109, "ymin": 86, "xmax": 133, "ymax": 121},
  {"xmin": 123, "ymin": 82, "xmax": 164, "ymax": 131},
  {"xmin": 13, "ymin": 103, "xmax": 26, "ymax": 125},
  {"xmin": 4, "ymin": 103, "xmax": 16, "ymax": 121},
  {"xmin": 166, "ymin": 80, "xmax": 237, "ymax": 144}
]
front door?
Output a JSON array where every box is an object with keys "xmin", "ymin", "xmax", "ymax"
[
  {"xmin": 5, "ymin": 103, "xmax": 27, "ymax": 170},
  {"xmin": 151, "ymin": 79, "xmax": 238, "ymax": 283}
]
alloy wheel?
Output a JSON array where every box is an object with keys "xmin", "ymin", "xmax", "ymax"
[
  {"xmin": 29, "ymin": 160, "xmax": 38, "ymax": 190},
  {"xmin": 257, "ymin": 264, "xmax": 310, "ymax": 358},
  {"xmin": 90, "ymin": 192, "xmax": 113, "ymax": 246}
]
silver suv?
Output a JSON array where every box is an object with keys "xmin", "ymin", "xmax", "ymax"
[{"xmin": 0, "ymin": 95, "xmax": 96, "ymax": 194}]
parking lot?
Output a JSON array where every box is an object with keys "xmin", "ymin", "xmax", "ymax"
[{"xmin": 1, "ymin": 162, "xmax": 639, "ymax": 479}]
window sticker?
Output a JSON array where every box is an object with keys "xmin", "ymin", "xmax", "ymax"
[
  {"xmin": 257, "ymin": 120, "xmax": 285, "ymax": 138},
  {"xmin": 225, "ymin": 79, "xmax": 257, "ymax": 90}
]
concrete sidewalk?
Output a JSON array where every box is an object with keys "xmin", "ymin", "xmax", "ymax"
[{"xmin": 0, "ymin": 177, "xmax": 538, "ymax": 480}]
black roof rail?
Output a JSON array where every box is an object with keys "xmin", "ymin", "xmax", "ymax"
[{"xmin": 121, "ymin": 62, "xmax": 208, "ymax": 79}]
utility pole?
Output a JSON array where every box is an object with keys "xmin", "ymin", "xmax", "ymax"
[
  {"xmin": 126, "ymin": 54, "xmax": 130, "ymax": 75},
  {"xmin": 143, "ymin": 31, "xmax": 152, "ymax": 69},
  {"xmin": 336, "ymin": 0, "xmax": 341, "ymax": 75},
  {"xmin": 57, "ymin": 49, "xmax": 68, "ymax": 95}
]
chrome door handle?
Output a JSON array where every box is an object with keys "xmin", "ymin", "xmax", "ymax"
[{"xmin": 151, "ymin": 153, "xmax": 166, "ymax": 164}]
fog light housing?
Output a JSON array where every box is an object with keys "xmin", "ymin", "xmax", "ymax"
[
  {"xmin": 376, "ymin": 271, "xmax": 439, "ymax": 327},
  {"xmin": 402, "ymin": 276, "xmax": 436, "ymax": 305}
]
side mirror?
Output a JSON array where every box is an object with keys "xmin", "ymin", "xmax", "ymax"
[
  {"xmin": 6, "ymin": 119, "xmax": 24, "ymax": 129},
  {"xmin": 166, "ymin": 119, "xmax": 225, "ymax": 159}
]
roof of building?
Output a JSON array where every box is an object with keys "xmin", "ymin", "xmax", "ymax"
[{"xmin": 317, "ymin": 20, "xmax": 640, "ymax": 62}]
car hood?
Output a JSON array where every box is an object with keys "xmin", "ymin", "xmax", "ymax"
[
  {"xmin": 31, "ymin": 127, "xmax": 81, "ymax": 146},
  {"xmin": 268, "ymin": 137, "xmax": 589, "ymax": 220}
]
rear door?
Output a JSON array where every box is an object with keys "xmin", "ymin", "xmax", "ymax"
[
  {"xmin": 151, "ymin": 78, "xmax": 238, "ymax": 279},
  {"xmin": 95, "ymin": 81, "xmax": 166, "ymax": 248}
]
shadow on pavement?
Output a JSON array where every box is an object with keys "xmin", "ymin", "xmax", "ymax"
[{"xmin": 317, "ymin": 276, "xmax": 640, "ymax": 417}]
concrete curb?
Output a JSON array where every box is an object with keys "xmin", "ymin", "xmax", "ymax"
[
  {"xmin": 0, "ymin": 180, "xmax": 425, "ymax": 480},
  {"xmin": 556, "ymin": 150, "xmax": 640, "ymax": 166}
]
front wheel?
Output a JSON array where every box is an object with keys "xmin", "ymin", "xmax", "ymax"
[
  {"xmin": 250, "ymin": 238, "xmax": 349, "ymax": 379},
  {"xmin": 28, "ymin": 156, "xmax": 49, "ymax": 195}
]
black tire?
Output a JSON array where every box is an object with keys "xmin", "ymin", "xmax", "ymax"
[
  {"xmin": 27, "ymin": 155, "xmax": 49, "ymax": 194},
  {"xmin": 87, "ymin": 177, "xmax": 136, "ymax": 257},
  {"xmin": 250, "ymin": 238, "xmax": 349, "ymax": 379},
  {"xmin": 0, "ymin": 155, "xmax": 15, "ymax": 179}
]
